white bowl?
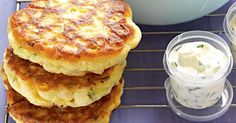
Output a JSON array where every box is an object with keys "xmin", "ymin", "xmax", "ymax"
[{"xmin": 126, "ymin": 0, "xmax": 229, "ymax": 25}]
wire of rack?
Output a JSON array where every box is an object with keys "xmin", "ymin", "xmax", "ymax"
[{"xmin": 4, "ymin": 0, "xmax": 236, "ymax": 123}]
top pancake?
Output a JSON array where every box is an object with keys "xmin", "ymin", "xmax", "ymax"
[{"xmin": 9, "ymin": 0, "xmax": 141, "ymax": 76}]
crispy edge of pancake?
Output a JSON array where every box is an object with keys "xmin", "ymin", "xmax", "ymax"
[
  {"xmin": 9, "ymin": 30, "xmax": 130, "ymax": 76},
  {"xmin": 6, "ymin": 78, "xmax": 123, "ymax": 123},
  {"xmin": 1, "ymin": 66, "xmax": 23, "ymax": 123},
  {"xmin": 8, "ymin": 0, "xmax": 141, "ymax": 76},
  {"xmin": 0, "ymin": 64, "xmax": 9, "ymax": 90},
  {"xmin": 3, "ymin": 48, "xmax": 126, "ymax": 107}
]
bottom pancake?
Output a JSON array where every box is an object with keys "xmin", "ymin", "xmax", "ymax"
[{"xmin": 4, "ymin": 77, "xmax": 123, "ymax": 123}]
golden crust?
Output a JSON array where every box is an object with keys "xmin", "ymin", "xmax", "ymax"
[
  {"xmin": 7, "ymin": 78, "xmax": 124, "ymax": 123},
  {"xmin": 10, "ymin": 0, "xmax": 133, "ymax": 58},
  {"xmin": 3, "ymin": 48, "xmax": 126, "ymax": 107},
  {"xmin": 8, "ymin": 0, "xmax": 141, "ymax": 75},
  {"xmin": 5, "ymin": 48, "xmax": 122, "ymax": 89}
]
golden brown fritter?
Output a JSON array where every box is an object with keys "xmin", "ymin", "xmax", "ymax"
[
  {"xmin": 3, "ymin": 48, "xmax": 126, "ymax": 107},
  {"xmin": 6, "ymin": 78, "xmax": 124, "ymax": 123},
  {"xmin": 9, "ymin": 0, "xmax": 141, "ymax": 76}
]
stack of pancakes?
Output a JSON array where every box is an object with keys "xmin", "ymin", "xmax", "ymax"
[{"xmin": 1, "ymin": 0, "xmax": 141, "ymax": 122}]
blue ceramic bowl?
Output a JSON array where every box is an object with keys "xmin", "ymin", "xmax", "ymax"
[{"xmin": 126, "ymin": 0, "xmax": 229, "ymax": 25}]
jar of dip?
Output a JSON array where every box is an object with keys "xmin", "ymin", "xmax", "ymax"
[
  {"xmin": 163, "ymin": 31, "xmax": 233, "ymax": 109},
  {"xmin": 224, "ymin": 2, "xmax": 236, "ymax": 63}
]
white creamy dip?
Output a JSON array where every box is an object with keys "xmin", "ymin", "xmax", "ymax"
[
  {"xmin": 168, "ymin": 41, "xmax": 228, "ymax": 109},
  {"xmin": 229, "ymin": 15, "xmax": 236, "ymax": 63},
  {"xmin": 230, "ymin": 15, "xmax": 236, "ymax": 31}
]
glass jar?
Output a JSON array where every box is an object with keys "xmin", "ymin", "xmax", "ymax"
[
  {"xmin": 224, "ymin": 2, "xmax": 236, "ymax": 63},
  {"xmin": 163, "ymin": 31, "xmax": 233, "ymax": 109}
]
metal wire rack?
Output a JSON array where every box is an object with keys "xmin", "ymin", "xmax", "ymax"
[{"xmin": 4, "ymin": 0, "xmax": 236, "ymax": 122}]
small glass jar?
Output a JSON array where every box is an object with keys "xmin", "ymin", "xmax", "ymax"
[
  {"xmin": 163, "ymin": 31, "xmax": 233, "ymax": 109},
  {"xmin": 224, "ymin": 2, "xmax": 236, "ymax": 63}
]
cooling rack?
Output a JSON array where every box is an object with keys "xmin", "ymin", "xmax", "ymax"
[{"xmin": 5, "ymin": 0, "xmax": 236, "ymax": 123}]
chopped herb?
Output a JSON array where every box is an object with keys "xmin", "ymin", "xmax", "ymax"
[
  {"xmin": 70, "ymin": 99, "xmax": 75, "ymax": 103},
  {"xmin": 171, "ymin": 62, "xmax": 178, "ymax": 68},
  {"xmin": 175, "ymin": 45, "xmax": 182, "ymax": 51},
  {"xmin": 88, "ymin": 88, "xmax": 96, "ymax": 100},
  {"xmin": 182, "ymin": 99, "xmax": 188, "ymax": 103},
  {"xmin": 201, "ymin": 76, "xmax": 206, "ymax": 80},
  {"xmin": 197, "ymin": 44, "xmax": 204, "ymax": 48},
  {"xmin": 88, "ymin": 93, "xmax": 93, "ymax": 100},
  {"xmin": 195, "ymin": 105, "xmax": 203, "ymax": 108},
  {"xmin": 198, "ymin": 61, "xmax": 205, "ymax": 73},
  {"xmin": 189, "ymin": 87, "xmax": 201, "ymax": 92},
  {"xmin": 198, "ymin": 61, "xmax": 203, "ymax": 66},
  {"xmin": 213, "ymin": 66, "xmax": 220, "ymax": 72}
]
